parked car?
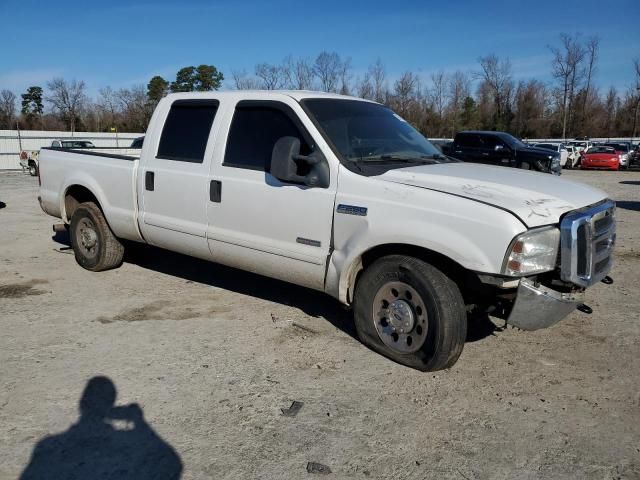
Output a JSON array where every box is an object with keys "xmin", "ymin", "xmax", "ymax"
[
  {"xmin": 567, "ymin": 140, "xmax": 592, "ymax": 153},
  {"xmin": 51, "ymin": 139, "xmax": 96, "ymax": 148},
  {"xmin": 429, "ymin": 139, "xmax": 453, "ymax": 155},
  {"xmin": 563, "ymin": 145, "xmax": 581, "ymax": 168},
  {"xmin": 581, "ymin": 146, "xmax": 620, "ymax": 170},
  {"xmin": 603, "ymin": 142, "xmax": 631, "ymax": 170},
  {"xmin": 130, "ymin": 136, "xmax": 144, "ymax": 148},
  {"xmin": 20, "ymin": 140, "xmax": 96, "ymax": 176},
  {"xmin": 450, "ymin": 131, "xmax": 561, "ymax": 174},
  {"xmin": 532, "ymin": 142, "xmax": 569, "ymax": 168},
  {"xmin": 36, "ymin": 91, "xmax": 615, "ymax": 371}
]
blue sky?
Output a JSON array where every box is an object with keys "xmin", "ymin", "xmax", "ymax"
[{"xmin": 1, "ymin": 0, "xmax": 638, "ymax": 99}]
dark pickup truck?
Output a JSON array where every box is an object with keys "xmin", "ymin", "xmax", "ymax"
[{"xmin": 444, "ymin": 131, "xmax": 561, "ymax": 174}]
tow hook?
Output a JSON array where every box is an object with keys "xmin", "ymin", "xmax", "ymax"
[
  {"xmin": 601, "ymin": 276, "xmax": 613, "ymax": 285},
  {"xmin": 577, "ymin": 304, "xmax": 593, "ymax": 314}
]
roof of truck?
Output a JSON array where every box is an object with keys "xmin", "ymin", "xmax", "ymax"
[{"xmin": 164, "ymin": 90, "xmax": 378, "ymax": 103}]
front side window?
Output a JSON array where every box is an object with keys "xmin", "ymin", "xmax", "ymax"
[
  {"xmin": 480, "ymin": 135, "xmax": 504, "ymax": 149},
  {"xmin": 224, "ymin": 103, "xmax": 310, "ymax": 172},
  {"xmin": 157, "ymin": 100, "xmax": 218, "ymax": 163},
  {"xmin": 303, "ymin": 99, "xmax": 449, "ymax": 175}
]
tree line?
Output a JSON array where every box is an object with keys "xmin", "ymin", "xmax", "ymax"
[{"xmin": 1, "ymin": 35, "xmax": 639, "ymax": 139}]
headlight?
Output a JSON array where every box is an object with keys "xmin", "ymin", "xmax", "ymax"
[{"xmin": 503, "ymin": 227, "xmax": 560, "ymax": 276}]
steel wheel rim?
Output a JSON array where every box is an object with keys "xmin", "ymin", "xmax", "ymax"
[
  {"xmin": 77, "ymin": 217, "xmax": 99, "ymax": 259},
  {"xmin": 372, "ymin": 281, "xmax": 428, "ymax": 353}
]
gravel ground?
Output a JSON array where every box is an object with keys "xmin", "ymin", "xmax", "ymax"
[{"xmin": 0, "ymin": 169, "xmax": 638, "ymax": 480}]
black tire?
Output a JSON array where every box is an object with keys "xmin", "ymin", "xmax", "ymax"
[
  {"xmin": 69, "ymin": 202, "xmax": 124, "ymax": 271},
  {"xmin": 353, "ymin": 255, "xmax": 467, "ymax": 371},
  {"xmin": 28, "ymin": 162, "xmax": 38, "ymax": 176}
]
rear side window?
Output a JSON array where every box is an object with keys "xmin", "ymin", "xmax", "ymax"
[
  {"xmin": 224, "ymin": 103, "xmax": 310, "ymax": 172},
  {"xmin": 157, "ymin": 100, "xmax": 218, "ymax": 163},
  {"xmin": 457, "ymin": 133, "xmax": 482, "ymax": 148}
]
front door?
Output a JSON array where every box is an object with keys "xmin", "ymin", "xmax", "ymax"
[{"xmin": 206, "ymin": 98, "xmax": 336, "ymax": 291}]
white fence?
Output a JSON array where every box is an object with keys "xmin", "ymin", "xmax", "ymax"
[{"xmin": 0, "ymin": 130, "xmax": 142, "ymax": 169}]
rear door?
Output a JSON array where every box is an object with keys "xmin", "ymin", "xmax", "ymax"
[
  {"xmin": 206, "ymin": 97, "xmax": 337, "ymax": 291},
  {"xmin": 138, "ymin": 98, "xmax": 220, "ymax": 259},
  {"xmin": 453, "ymin": 133, "xmax": 483, "ymax": 162}
]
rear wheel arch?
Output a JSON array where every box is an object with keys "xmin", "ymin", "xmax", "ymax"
[{"xmin": 63, "ymin": 185, "xmax": 101, "ymax": 223}]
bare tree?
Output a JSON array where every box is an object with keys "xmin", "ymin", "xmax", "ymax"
[
  {"xmin": 282, "ymin": 55, "xmax": 315, "ymax": 90},
  {"xmin": 549, "ymin": 34, "xmax": 586, "ymax": 139},
  {"xmin": 369, "ymin": 58, "xmax": 387, "ymax": 103},
  {"xmin": 231, "ymin": 70, "xmax": 261, "ymax": 90},
  {"xmin": 632, "ymin": 58, "xmax": 640, "ymax": 139},
  {"xmin": 254, "ymin": 63, "xmax": 285, "ymax": 90},
  {"xmin": 476, "ymin": 55, "xmax": 513, "ymax": 130},
  {"xmin": 116, "ymin": 85, "xmax": 152, "ymax": 132},
  {"xmin": 429, "ymin": 71, "xmax": 447, "ymax": 136},
  {"xmin": 0, "ymin": 90, "xmax": 17, "ymax": 129},
  {"xmin": 46, "ymin": 78, "xmax": 87, "ymax": 133},
  {"xmin": 392, "ymin": 71, "xmax": 418, "ymax": 116},
  {"xmin": 446, "ymin": 71, "xmax": 470, "ymax": 136},
  {"xmin": 579, "ymin": 36, "xmax": 599, "ymax": 134},
  {"xmin": 313, "ymin": 52, "xmax": 343, "ymax": 93},
  {"xmin": 97, "ymin": 87, "xmax": 119, "ymax": 130},
  {"xmin": 356, "ymin": 73, "xmax": 374, "ymax": 100},
  {"xmin": 339, "ymin": 57, "xmax": 352, "ymax": 95}
]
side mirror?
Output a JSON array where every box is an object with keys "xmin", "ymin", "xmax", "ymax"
[
  {"xmin": 270, "ymin": 136, "xmax": 329, "ymax": 188},
  {"xmin": 494, "ymin": 144, "xmax": 505, "ymax": 151}
]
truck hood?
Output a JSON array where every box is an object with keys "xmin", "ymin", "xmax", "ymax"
[{"xmin": 378, "ymin": 162, "xmax": 607, "ymax": 228}]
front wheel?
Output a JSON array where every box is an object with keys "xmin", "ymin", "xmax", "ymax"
[
  {"xmin": 70, "ymin": 202, "xmax": 124, "ymax": 271},
  {"xmin": 28, "ymin": 162, "xmax": 38, "ymax": 176},
  {"xmin": 353, "ymin": 255, "xmax": 467, "ymax": 371}
]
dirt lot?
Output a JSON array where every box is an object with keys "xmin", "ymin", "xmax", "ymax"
[{"xmin": 0, "ymin": 169, "xmax": 638, "ymax": 479}]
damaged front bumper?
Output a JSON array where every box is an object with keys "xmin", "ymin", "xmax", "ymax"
[{"xmin": 507, "ymin": 278, "xmax": 584, "ymax": 330}]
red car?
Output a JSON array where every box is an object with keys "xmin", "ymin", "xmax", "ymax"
[{"xmin": 580, "ymin": 146, "xmax": 620, "ymax": 171}]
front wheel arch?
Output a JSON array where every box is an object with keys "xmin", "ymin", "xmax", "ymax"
[{"xmin": 346, "ymin": 243, "xmax": 481, "ymax": 305}]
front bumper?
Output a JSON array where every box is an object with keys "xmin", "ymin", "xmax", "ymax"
[{"xmin": 507, "ymin": 278, "xmax": 584, "ymax": 330}]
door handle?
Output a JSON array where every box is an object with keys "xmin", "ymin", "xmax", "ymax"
[
  {"xmin": 210, "ymin": 180, "xmax": 222, "ymax": 203},
  {"xmin": 145, "ymin": 171, "xmax": 154, "ymax": 191}
]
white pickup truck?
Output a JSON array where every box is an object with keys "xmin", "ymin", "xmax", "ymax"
[{"xmin": 37, "ymin": 91, "xmax": 616, "ymax": 371}]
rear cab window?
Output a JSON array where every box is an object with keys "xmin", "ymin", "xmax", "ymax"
[{"xmin": 456, "ymin": 133, "xmax": 482, "ymax": 148}]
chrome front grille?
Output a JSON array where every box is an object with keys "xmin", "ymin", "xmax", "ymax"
[{"xmin": 560, "ymin": 200, "xmax": 616, "ymax": 287}]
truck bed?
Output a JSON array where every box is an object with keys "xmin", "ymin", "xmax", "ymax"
[{"xmin": 38, "ymin": 147, "xmax": 143, "ymax": 242}]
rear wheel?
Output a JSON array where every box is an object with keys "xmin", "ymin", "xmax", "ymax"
[
  {"xmin": 70, "ymin": 202, "xmax": 124, "ymax": 271},
  {"xmin": 353, "ymin": 255, "xmax": 467, "ymax": 371}
]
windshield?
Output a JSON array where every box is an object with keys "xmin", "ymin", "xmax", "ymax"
[
  {"xmin": 302, "ymin": 99, "xmax": 450, "ymax": 173},
  {"xmin": 587, "ymin": 146, "xmax": 615, "ymax": 154},
  {"xmin": 497, "ymin": 133, "xmax": 526, "ymax": 149},
  {"xmin": 61, "ymin": 141, "xmax": 94, "ymax": 148}
]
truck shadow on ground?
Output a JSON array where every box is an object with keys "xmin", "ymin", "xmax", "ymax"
[
  {"xmin": 619, "ymin": 180, "xmax": 640, "ymax": 185},
  {"xmin": 615, "ymin": 201, "xmax": 640, "ymax": 212},
  {"xmin": 19, "ymin": 376, "xmax": 182, "ymax": 480},
  {"xmin": 51, "ymin": 232, "xmax": 499, "ymax": 343}
]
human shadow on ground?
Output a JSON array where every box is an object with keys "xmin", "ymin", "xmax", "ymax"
[
  {"xmin": 20, "ymin": 376, "xmax": 182, "ymax": 480},
  {"xmin": 615, "ymin": 201, "xmax": 640, "ymax": 212}
]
